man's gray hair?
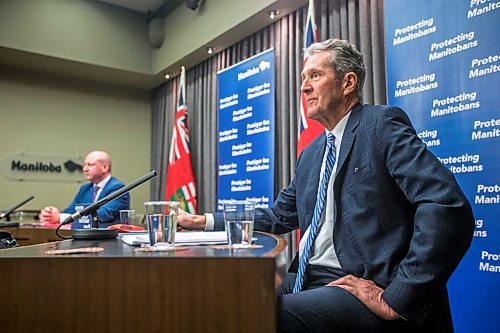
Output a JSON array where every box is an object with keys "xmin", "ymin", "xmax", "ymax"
[{"xmin": 305, "ymin": 38, "xmax": 366, "ymax": 99}]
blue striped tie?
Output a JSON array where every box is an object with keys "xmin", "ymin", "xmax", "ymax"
[{"xmin": 293, "ymin": 133, "xmax": 336, "ymax": 293}]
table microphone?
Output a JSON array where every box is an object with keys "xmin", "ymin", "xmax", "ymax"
[
  {"xmin": 59, "ymin": 170, "xmax": 157, "ymax": 240},
  {"xmin": 0, "ymin": 195, "xmax": 35, "ymax": 227}
]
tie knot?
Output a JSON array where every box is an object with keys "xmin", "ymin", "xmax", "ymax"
[{"xmin": 327, "ymin": 132, "xmax": 335, "ymax": 147}]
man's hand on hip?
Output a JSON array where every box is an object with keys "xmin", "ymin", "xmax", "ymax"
[{"xmin": 327, "ymin": 274, "xmax": 400, "ymax": 320}]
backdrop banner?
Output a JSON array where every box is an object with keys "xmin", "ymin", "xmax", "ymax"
[
  {"xmin": 385, "ymin": 1, "xmax": 499, "ymax": 332},
  {"xmin": 217, "ymin": 48, "xmax": 275, "ymax": 210}
]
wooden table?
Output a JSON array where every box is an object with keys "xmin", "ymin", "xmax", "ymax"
[
  {"xmin": 0, "ymin": 224, "xmax": 71, "ymax": 245},
  {"xmin": 0, "ymin": 231, "xmax": 287, "ymax": 333}
]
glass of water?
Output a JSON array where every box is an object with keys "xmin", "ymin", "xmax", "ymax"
[
  {"xmin": 144, "ymin": 201, "xmax": 179, "ymax": 247},
  {"xmin": 223, "ymin": 200, "xmax": 256, "ymax": 248},
  {"xmin": 119, "ymin": 209, "xmax": 136, "ymax": 225}
]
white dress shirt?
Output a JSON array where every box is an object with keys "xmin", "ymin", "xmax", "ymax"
[
  {"xmin": 299, "ymin": 112, "xmax": 351, "ymax": 269},
  {"xmin": 93, "ymin": 175, "xmax": 111, "ymax": 202}
]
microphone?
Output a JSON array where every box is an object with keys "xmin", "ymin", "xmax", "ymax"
[
  {"xmin": 59, "ymin": 170, "xmax": 157, "ymax": 240},
  {"xmin": 0, "ymin": 195, "xmax": 35, "ymax": 226}
]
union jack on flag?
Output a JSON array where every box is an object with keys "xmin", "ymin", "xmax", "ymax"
[
  {"xmin": 165, "ymin": 66, "xmax": 198, "ymax": 213},
  {"xmin": 297, "ymin": 0, "xmax": 324, "ymax": 157}
]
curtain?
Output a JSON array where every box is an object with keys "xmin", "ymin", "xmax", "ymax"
[{"xmin": 151, "ymin": 0, "xmax": 386, "ymax": 259}]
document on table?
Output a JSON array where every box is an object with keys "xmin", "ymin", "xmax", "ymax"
[{"xmin": 120, "ymin": 231, "xmax": 228, "ymax": 246}]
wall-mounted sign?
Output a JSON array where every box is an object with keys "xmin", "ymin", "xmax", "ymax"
[
  {"xmin": 216, "ymin": 48, "xmax": 275, "ymax": 211},
  {"xmin": 1, "ymin": 152, "xmax": 85, "ymax": 182},
  {"xmin": 385, "ymin": 1, "xmax": 499, "ymax": 332}
]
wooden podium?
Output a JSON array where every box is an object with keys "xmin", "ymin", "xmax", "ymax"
[{"xmin": 0, "ymin": 232, "xmax": 287, "ymax": 333}]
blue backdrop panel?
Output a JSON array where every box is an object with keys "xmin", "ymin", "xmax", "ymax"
[
  {"xmin": 385, "ymin": 1, "xmax": 499, "ymax": 332},
  {"xmin": 217, "ymin": 49, "xmax": 275, "ymax": 211}
]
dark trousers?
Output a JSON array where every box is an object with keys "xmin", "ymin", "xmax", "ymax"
[{"xmin": 277, "ymin": 265, "xmax": 416, "ymax": 333}]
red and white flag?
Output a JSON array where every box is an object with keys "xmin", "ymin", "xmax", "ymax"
[
  {"xmin": 297, "ymin": 0, "xmax": 324, "ymax": 157},
  {"xmin": 165, "ymin": 66, "xmax": 197, "ymax": 213}
]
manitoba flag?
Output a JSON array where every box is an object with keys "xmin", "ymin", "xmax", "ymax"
[
  {"xmin": 165, "ymin": 66, "xmax": 197, "ymax": 213},
  {"xmin": 297, "ymin": 0, "xmax": 324, "ymax": 157}
]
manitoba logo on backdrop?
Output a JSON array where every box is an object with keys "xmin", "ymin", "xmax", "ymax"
[{"xmin": 1, "ymin": 152, "xmax": 84, "ymax": 182}]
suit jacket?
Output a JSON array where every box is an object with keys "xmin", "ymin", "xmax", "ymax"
[
  {"xmin": 63, "ymin": 176, "xmax": 130, "ymax": 225},
  {"xmin": 214, "ymin": 104, "xmax": 474, "ymax": 330}
]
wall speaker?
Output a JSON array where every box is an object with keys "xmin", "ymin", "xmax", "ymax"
[{"xmin": 148, "ymin": 18, "xmax": 164, "ymax": 48}]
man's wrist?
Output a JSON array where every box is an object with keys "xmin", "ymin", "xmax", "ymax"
[{"xmin": 203, "ymin": 213, "xmax": 215, "ymax": 231}]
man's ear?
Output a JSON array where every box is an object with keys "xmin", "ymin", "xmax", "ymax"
[
  {"xmin": 102, "ymin": 163, "xmax": 111, "ymax": 173},
  {"xmin": 342, "ymin": 72, "xmax": 358, "ymax": 96}
]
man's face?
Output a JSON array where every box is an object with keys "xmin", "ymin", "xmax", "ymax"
[
  {"xmin": 83, "ymin": 153, "xmax": 108, "ymax": 183},
  {"xmin": 300, "ymin": 52, "xmax": 343, "ymax": 121}
]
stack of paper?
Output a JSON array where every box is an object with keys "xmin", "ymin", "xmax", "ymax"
[{"xmin": 120, "ymin": 231, "xmax": 228, "ymax": 246}]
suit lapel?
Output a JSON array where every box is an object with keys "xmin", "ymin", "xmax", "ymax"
[
  {"xmin": 96, "ymin": 176, "xmax": 114, "ymax": 201},
  {"xmin": 303, "ymin": 134, "xmax": 326, "ymax": 232},
  {"xmin": 333, "ymin": 105, "xmax": 362, "ymax": 271},
  {"xmin": 301, "ymin": 105, "xmax": 362, "ymax": 232},
  {"xmin": 335, "ymin": 105, "xmax": 361, "ymax": 178}
]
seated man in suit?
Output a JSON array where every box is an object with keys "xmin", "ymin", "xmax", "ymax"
[
  {"xmin": 39, "ymin": 150, "xmax": 130, "ymax": 228},
  {"xmin": 178, "ymin": 38, "xmax": 475, "ymax": 332}
]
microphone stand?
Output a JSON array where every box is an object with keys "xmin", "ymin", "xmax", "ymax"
[
  {"xmin": 56, "ymin": 170, "xmax": 157, "ymax": 240},
  {"xmin": 0, "ymin": 195, "xmax": 35, "ymax": 227}
]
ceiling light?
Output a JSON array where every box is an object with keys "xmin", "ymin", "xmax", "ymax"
[
  {"xmin": 164, "ymin": 73, "xmax": 171, "ymax": 79},
  {"xmin": 269, "ymin": 10, "xmax": 279, "ymax": 20},
  {"xmin": 207, "ymin": 47, "xmax": 215, "ymax": 55}
]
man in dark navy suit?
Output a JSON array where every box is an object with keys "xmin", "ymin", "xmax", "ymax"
[
  {"xmin": 178, "ymin": 38, "xmax": 474, "ymax": 332},
  {"xmin": 39, "ymin": 151, "xmax": 129, "ymax": 227}
]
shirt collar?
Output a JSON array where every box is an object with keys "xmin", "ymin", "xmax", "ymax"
[
  {"xmin": 324, "ymin": 111, "xmax": 352, "ymax": 140},
  {"xmin": 94, "ymin": 175, "xmax": 111, "ymax": 189}
]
